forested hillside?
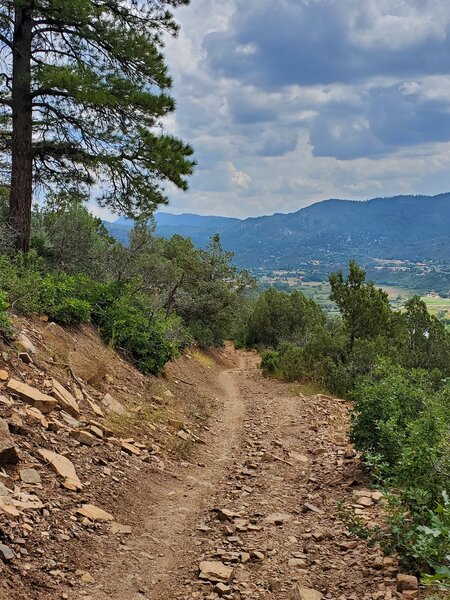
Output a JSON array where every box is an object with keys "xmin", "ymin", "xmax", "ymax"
[{"xmin": 106, "ymin": 193, "xmax": 450, "ymax": 267}]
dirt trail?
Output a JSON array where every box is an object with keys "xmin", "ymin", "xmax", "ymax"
[{"xmin": 88, "ymin": 351, "xmax": 404, "ymax": 600}]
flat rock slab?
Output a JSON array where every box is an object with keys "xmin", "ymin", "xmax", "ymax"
[
  {"xmin": 110, "ymin": 522, "xmax": 132, "ymax": 535},
  {"xmin": 51, "ymin": 378, "xmax": 80, "ymax": 417},
  {"xmin": 77, "ymin": 504, "xmax": 114, "ymax": 522},
  {"xmin": 199, "ymin": 561, "xmax": 234, "ymax": 582},
  {"xmin": 38, "ymin": 449, "xmax": 82, "ymax": 491},
  {"xmin": 102, "ymin": 393, "xmax": 127, "ymax": 416},
  {"xmin": 20, "ymin": 468, "xmax": 41, "ymax": 484},
  {"xmin": 292, "ymin": 586, "xmax": 323, "ymax": 600},
  {"xmin": 0, "ymin": 418, "xmax": 19, "ymax": 466},
  {"xmin": 7, "ymin": 379, "xmax": 57, "ymax": 414}
]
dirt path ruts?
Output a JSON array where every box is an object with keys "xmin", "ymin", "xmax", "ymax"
[
  {"xmin": 89, "ymin": 351, "xmax": 408, "ymax": 600},
  {"xmin": 89, "ymin": 354, "xmax": 248, "ymax": 600}
]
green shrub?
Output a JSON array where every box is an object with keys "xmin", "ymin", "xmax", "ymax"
[
  {"xmin": 48, "ymin": 297, "xmax": 92, "ymax": 325},
  {"xmin": 98, "ymin": 294, "xmax": 179, "ymax": 375},
  {"xmin": 0, "ymin": 291, "xmax": 11, "ymax": 337},
  {"xmin": 260, "ymin": 350, "xmax": 280, "ymax": 375}
]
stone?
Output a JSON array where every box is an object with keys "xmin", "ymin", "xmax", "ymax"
[
  {"xmin": 86, "ymin": 398, "xmax": 104, "ymax": 418},
  {"xmin": 70, "ymin": 352, "xmax": 107, "ymax": 385},
  {"xmin": 70, "ymin": 430, "xmax": 95, "ymax": 446},
  {"xmin": 6, "ymin": 379, "xmax": 57, "ymax": 414},
  {"xmin": 110, "ymin": 522, "xmax": 132, "ymax": 535},
  {"xmin": 20, "ymin": 468, "xmax": 41, "ymax": 484},
  {"xmin": 102, "ymin": 393, "xmax": 127, "ymax": 415},
  {"xmin": 288, "ymin": 558, "xmax": 307, "ymax": 568},
  {"xmin": 121, "ymin": 442, "xmax": 141, "ymax": 456},
  {"xmin": 80, "ymin": 573, "xmax": 95, "ymax": 584},
  {"xmin": 37, "ymin": 449, "xmax": 82, "ymax": 491},
  {"xmin": 302, "ymin": 503, "xmax": 323, "ymax": 515},
  {"xmin": 0, "ymin": 543, "xmax": 15, "ymax": 562},
  {"xmin": 51, "ymin": 379, "xmax": 80, "ymax": 417},
  {"xmin": 77, "ymin": 504, "xmax": 114, "ymax": 522},
  {"xmin": 16, "ymin": 333, "xmax": 36, "ymax": 354},
  {"xmin": 214, "ymin": 582, "xmax": 231, "ymax": 596},
  {"xmin": 338, "ymin": 540, "xmax": 358, "ymax": 551},
  {"xmin": 292, "ymin": 586, "xmax": 323, "ymax": 600},
  {"xmin": 0, "ymin": 370, "xmax": 9, "ymax": 381},
  {"xmin": 263, "ymin": 512, "xmax": 293, "ymax": 525},
  {"xmin": 0, "ymin": 418, "xmax": 19, "ymax": 466},
  {"xmin": 396, "ymin": 574, "xmax": 418, "ymax": 592},
  {"xmin": 357, "ymin": 496, "xmax": 374, "ymax": 507},
  {"xmin": 199, "ymin": 561, "xmax": 234, "ymax": 583},
  {"xmin": 60, "ymin": 412, "xmax": 81, "ymax": 428}
]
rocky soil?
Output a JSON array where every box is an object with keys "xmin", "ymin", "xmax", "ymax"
[{"xmin": 0, "ymin": 319, "xmax": 426, "ymax": 600}]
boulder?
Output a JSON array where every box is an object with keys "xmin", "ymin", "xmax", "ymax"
[
  {"xmin": 70, "ymin": 430, "xmax": 95, "ymax": 446},
  {"xmin": 51, "ymin": 378, "xmax": 80, "ymax": 417},
  {"xmin": 38, "ymin": 449, "xmax": 82, "ymax": 491},
  {"xmin": 7, "ymin": 379, "xmax": 57, "ymax": 414},
  {"xmin": 15, "ymin": 333, "xmax": 36, "ymax": 354},
  {"xmin": 0, "ymin": 543, "xmax": 15, "ymax": 562},
  {"xmin": 0, "ymin": 418, "xmax": 19, "ymax": 465}
]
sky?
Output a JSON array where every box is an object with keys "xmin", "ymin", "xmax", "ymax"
[{"xmin": 104, "ymin": 0, "xmax": 450, "ymax": 220}]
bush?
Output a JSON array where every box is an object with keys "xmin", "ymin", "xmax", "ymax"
[
  {"xmin": 98, "ymin": 294, "xmax": 180, "ymax": 375},
  {"xmin": 260, "ymin": 350, "xmax": 280, "ymax": 375},
  {"xmin": 0, "ymin": 291, "xmax": 11, "ymax": 337},
  {"xmin": 48, "ymin": 297, "xmax": 92, "ymax": 325}
]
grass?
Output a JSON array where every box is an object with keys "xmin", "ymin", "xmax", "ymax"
[{"xmin": 191, "ymin": 350, "xmax": 215, "ymax": 368}]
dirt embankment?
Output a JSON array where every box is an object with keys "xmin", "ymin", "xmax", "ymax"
[{"xmin": 0, "ymin": 317, "xmax": 424, "ymax": 600}]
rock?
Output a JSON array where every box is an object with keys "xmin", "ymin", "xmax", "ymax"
[
  {"xmin": 121, "ymin": 442, "xmax": 141, "ymax": 456},
  {"xmin": 0, "ymin": 482, "xmax": 11, "ymax": 498},
  {"xmin": 70, "ymin": 430, "xmax": 95, "ymax": 446},
  {"xmin": 16, "ymin": 333, "xmax": 36, "ymax": 354},
  {"xmin": 60, "ymin": 412, "xmax": 81, "ymax": 428},
  {"xmin": 0, "ymin": 543, "xmax": 15, "ymax": 562},
  {"xmin": 18, "ymin": 352, "xmax": 33, "ymax": 364},
  {"xmin": 214, "ymin": 582, "xmax": 231, "ymax": 596},
  {"xmin": 110, "ymin": 522, "xmax": 132, "ymax": 535},
  {"xmin": 199, "ymin": 561, "xmax": 234, "ymax": 583},
  {"xmin": 51, "ymin": 378, "xmax": 80, "ymax": 417},
  {"xmin": 80, "ymin": 573, "xmax": 95, "ymax": 584},
  {"xmin": 37, "ymin": 449, "xmax": 82, "ymax": 491},
  {"xmin": 263, "ymin": 512, "xmax": 293, "ymax": 525},
  {"xmin": 77, "ymin": 504, "xmax": 114, "ymax": 522},
  {"xmin": 251, "ymin": 551, "xmax": 264, "ymax": 561},
  {"xmin": 292, "ymin": 586, "xmax": 323, "ymax": 600},
  {"xmin": 338, "ymin": 540, "xmax": 358, "ymax": 551},
  {"xmin": 20, "ymin": 468, "xmax": 41, "ymax": 484},
  {"xmin": 396, "ymin": 574, "xmax": 418, "ymax": 592},
  {"xmin": 215, "ymin": 508, "xmax": 242, "ymax": 521},
  {"xmin": 70, "ymin": 352, "xmax": 107, "ymax": 385},
  {"xmin": 357, "ymin": 496, "xmax": 374, "ymax": 507},
  {"xmin": 7, "ymin": 379, "xmax": 57, "ymax": 414},
  {"xmin": 8, "ymin": 412, "xmax": 26, "ymax": 434},
  {"xmin": 288, "ymin": 558, "xmax": 307, "ymax": 568},
  {"xmin": 86, "ymin": 398, "xmax": 104, "ymax": 417},
  {"xmin": 102, "ymin": 393, "xmax": 127, "ymax": 415},
  {"xmin": 0, "ymin": 370, "xmax": 9, "ymax": 381},
  {"xmin": 0, "ymin": 418, "xmax": 19, "ymax": 466},
  {"xmin": 302, "ymin": 503, "xmax": 323, "ymax": 514}
]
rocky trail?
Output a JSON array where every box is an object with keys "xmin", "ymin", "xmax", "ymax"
[{"xmin": 0, "ymin": 322, "xmax": 422, "ymax": 600}]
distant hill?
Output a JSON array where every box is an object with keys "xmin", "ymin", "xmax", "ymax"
[{"xmin": 104, "ymin": 193, "xmax": 450, "ymax": 269}]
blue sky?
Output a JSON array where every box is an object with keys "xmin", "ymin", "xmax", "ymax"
[{"xmin": 113, "ymin": 0, "xmax": 450, "ymax": 219}]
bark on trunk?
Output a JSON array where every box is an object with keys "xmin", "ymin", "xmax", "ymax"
[{"xmin": 9, "ymin": 1, "xmax": 33, "ymax": 252}]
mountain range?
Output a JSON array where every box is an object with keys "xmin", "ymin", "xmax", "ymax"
[{"xmin": 104, "ymin": 193, "xmax": 450, "ymax": 271}]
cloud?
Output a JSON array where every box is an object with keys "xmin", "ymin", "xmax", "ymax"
[{"xmin": 152, "ymin": 0, "xmax": 450, "ymax": 218}]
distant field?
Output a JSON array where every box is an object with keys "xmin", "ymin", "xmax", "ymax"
[{"xmin": 421, "ymin": 296, "xmax": 450, "ymax": 318}]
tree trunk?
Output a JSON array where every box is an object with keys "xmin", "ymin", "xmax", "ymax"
[{"xmin": 9, "ymin": 1, "xmax": 33, "ymax": 252}]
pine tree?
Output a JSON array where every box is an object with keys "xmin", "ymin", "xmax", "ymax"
[{"xmin": 0, "ymin": 0, "xmax": 194, "ymax": 250}]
